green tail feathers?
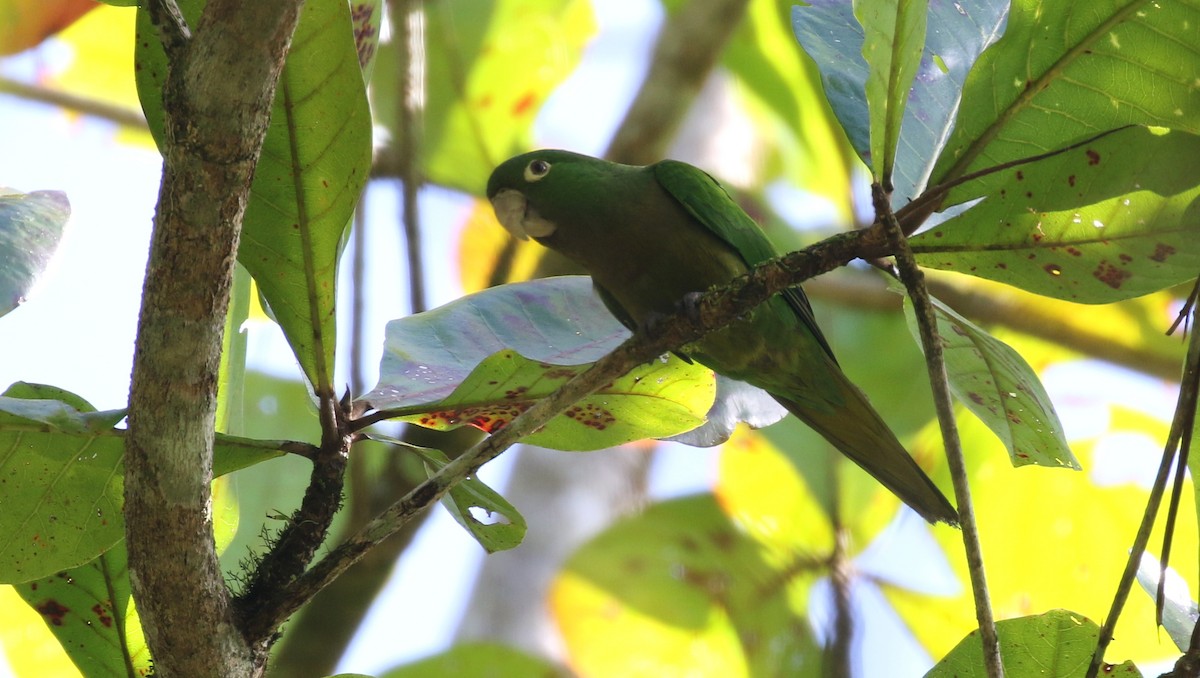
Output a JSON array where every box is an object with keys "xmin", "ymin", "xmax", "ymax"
[{"xmin": 775, "ymin": 385, "xmax": 959, "ymax": 526}]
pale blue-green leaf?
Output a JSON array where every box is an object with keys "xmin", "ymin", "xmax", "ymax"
[
  {"xmin": 1136, "ymin": 551, "xmax": 1198, "ymax": 652},
  {"xmin": 0, "ymin": 189, "xmax": 69, "ymax": 318}
]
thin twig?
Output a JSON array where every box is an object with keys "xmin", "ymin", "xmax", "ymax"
[
  {"xmin": 1087, "ymin": 279, "xmax": 1200, "ymax": 677},
  {"xmin": 874, "ymin": 183, "xmax": 1004, "ymax": 678},
  {"xmin": 0, "ymin": 76, "xmax": 148, "ymax": 130},
  {"xmin": 393, "ymin": 0, "xmax": 427, "ymax": 313}
]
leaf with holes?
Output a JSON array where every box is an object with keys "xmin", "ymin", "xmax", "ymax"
[
  {"xmin": 901, "ymin": 291, "xmax": 1076, "ymax": 469},
  {"xmin": 134, "ymin": 0, "xmax": 372, "ymax": 391},
  {"xmin": 364, "ymin": 277, "xmax": 724, "ymax": 450},
  {"xmin": 0, "ymin": 189, "xmax": 69, "ymax": 318},
  {"xmin": 913, "ymin": 127, "xmax": 1200, "ymax": 303},
  {"xmin": 930, "ymin": 0, "xmax": 1200, "ymax": 187},
  {"xmin": 405, "ymin": 442, "xmax": 526, "ymax": 553}
]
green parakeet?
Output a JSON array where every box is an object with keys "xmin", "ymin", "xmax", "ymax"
[{"xmin": 487, "ymin": 150, "xmax": 957, "ymax": 525}]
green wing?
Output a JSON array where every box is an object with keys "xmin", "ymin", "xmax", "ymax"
[{"xmin": 652, "ymin": 160, "xmax": 836, "ymax": 361}]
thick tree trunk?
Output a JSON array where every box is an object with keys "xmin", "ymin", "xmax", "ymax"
[{"xmin": 124, "ymin": 2, "xmax": 303, "ymax": 675}]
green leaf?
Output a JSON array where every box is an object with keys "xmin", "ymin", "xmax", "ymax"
[
  {"xmin": 900, "ymin": 288, "xmax": 1076, "ymax": 469},
  {"xmin": 792, "ymin": 0, "xmax": 1007, "ymax": 202},
  {"xmin": 364, "ymin": 277, "xmax": 716, "ymax": 450},
  {"xmin": 372, "ymin": 0, "xmax": 595, "ymax": 193},
  {"xmin": 927, "ymin": 609, "xmax": 1142, "ymax": 677},
  {"xmin": 14, "ymin": 543, "xmax": 151, "ymax": 677},
  {"xmin": 551, "ymin": 494, "xmax": 823, "ymax": 677},
  {"xmin": 0, "ymin": 382, "xmax": 286, "ymax": 583},
  {"xmin": 0, "ymin": 384, "xmax": 125, "ymax": 584},
  {"xmin": 930, "ymin": 0, "xmax": 1200, "ymax": 186},
  {"xmin": 376, "ymin": 642, "xmax": 569, "ymax": 678},
  {"xmin": 913, "ymin": 126, "xmax": 1200, "ymax": 302},
  {"xmin": 855, "ymin": 0, "xmax": 927, "ymax": 184},
  {"xmin": 391, "ymin": 441, "xmax": 526, "ymax": 553},
  {"xmin": 0, "ymin": 188, "xmax": 69, "ymax": 318},
  {"xmin": 134, "ymin": 0, "xmax": 373, "ymax": 392}
]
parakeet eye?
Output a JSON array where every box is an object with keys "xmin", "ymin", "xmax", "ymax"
[{"xmin": 525, "ymin": 159, "xmax": 552, "ymax": 182}]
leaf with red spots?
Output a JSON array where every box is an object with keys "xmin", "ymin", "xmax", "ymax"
[
  {"xmin": 392, "ymin": 347, "xmax": 713, "ymax": 451},
  {"xmin": 0, "ymin": 189, "xmax": 70, "ymax": 319},
  {"xmin": 0, "ymin": 382, "xmax": 284, "ymax": 584},
  {"xmin": 913, "ymin": 127, "xmax": 1200, "ymax": 303},
  {"xmin": 364, "ymin": 277, "xmax": 762, "ymax": 450},
  {"xmin": 550, "ymin": 493, "xmax": 823, "ymax": 677},
  {"xmin": 14, "ymin": 544, "xmax": 152, "ymax": 677},
  {"xmin": 900, "ymin": 288, "xmax": 1076, "ymax": 469},
  {"xmin": 929, "ymin": 0, "xmax": 1200, "ymax": 187},
  {"xmin": 388, "ymin": 441, "xmax": 526, "ymax": 553},
  {"xmin": 371, "ymin": 0, "xmax": 596, "ymax": 194}
]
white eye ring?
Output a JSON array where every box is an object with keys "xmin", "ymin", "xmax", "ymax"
[{"xmin": 524, "ymin": 159, "xmax": 552, "ymax": 182}]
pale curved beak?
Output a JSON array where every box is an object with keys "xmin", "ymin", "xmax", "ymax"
[
  {"xmin": 490, "ymin": 189, "xmax": 530, "ymax": 240},
  {"xmin": 490, "ymin": 189, "xmax": 556, "ymax": 240}
]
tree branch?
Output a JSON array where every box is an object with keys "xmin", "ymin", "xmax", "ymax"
[
  {"xmin": 604, "ymin": 0, "xmax": 751, "ymax": 165},
  {"xmin": 242, "ymin": 227, "xmax": 873, "ymax": 634},
  {"xmin": 0, "ymin": 76, "xmax": 148, "ymax": 130},
  {"xmin": 124, "ymin": 2, "xmax": 303, "ymax": 675}
]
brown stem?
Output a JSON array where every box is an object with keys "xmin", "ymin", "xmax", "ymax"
[{"xmin": 874, "ymin": 183, "xmax": 1004, "ymax": 678}]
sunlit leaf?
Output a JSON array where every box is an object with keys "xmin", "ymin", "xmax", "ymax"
[
  {"xmin": 914, "ymin": 127, "xmax": 1200, "ymax": 303},
  {"xmin": 374, "ymin": 0, "xmax": 595, "ymax": 194},
  {"xmin": 0, "ymin": 384, "xmax": 125, "ymax": 584},
  {"xmin": 551, "ymin": 493, "xmax": 823, "ymax": 677},
  {"xmin": 0, "ymin": 582, "xmax": 82, "ymax": 677},
  {"xmin": 0, "ymin": 189, "xmax": 69, "ymax": 318},
  {"xmin": 376, "ymin": 642, "xmax": 569, "ymax": 678},
  {"xmin": 901, "ymin": 290, "xmax": 1076, "ymax": 469},
  {"xmin": 930, "ymin": 0, "xmax": 1200, "ymax": 186},
  {"xmin": 134, "ymin": 0, "xmax": 372, "ymax": 392},
  {"xmin": 13, "ymin": 544, "xmax": 151, "ymax": 678},
  {"xmin": 928, "ymin": 609, "xmax": 1141, "ymax": 677},
  {"xmin": 0, "ymin": 382, "xmax": 288, "ymax": 583},
  {"xmin": 890, "ymin": 410, "xmax": 1196, "ymax": 666}
]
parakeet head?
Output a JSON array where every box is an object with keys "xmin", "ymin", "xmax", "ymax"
[{"xmin": 486, "ymin": 149, "xmax": 601, "ymax": 241}]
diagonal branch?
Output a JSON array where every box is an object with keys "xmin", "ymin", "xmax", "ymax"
[{"xmin": 240, "ymin": 227, "xmax": 875, "ymax": 635}]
